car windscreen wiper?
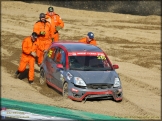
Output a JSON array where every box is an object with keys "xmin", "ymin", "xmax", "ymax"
[
  {"xmin": 83, "ymin": 67, "xmax": 93, "ymax": 71},
  {"xmin": 91, "ymin": 67, "xmax": 113, "ymax": 71},
  {"xmin": 70, "ymin": 67, "xmax": 92, "ymax": 71},
  {"xmin": 69, "ymin": 67, "xmax": 84, "ymax": 71}
]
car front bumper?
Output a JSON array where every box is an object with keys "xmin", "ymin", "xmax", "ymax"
[{"xmin": 68, "ymin": 85, "xmax": 122, "ymax": 102}]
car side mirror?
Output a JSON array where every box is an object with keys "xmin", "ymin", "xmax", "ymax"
[
  {"xmin": 113, "ymin": 64, "xmax": 119, "ymax": 69},
  {"xmin": 56, "ymin": 64, "xmax": 63, "ymax": 69}
]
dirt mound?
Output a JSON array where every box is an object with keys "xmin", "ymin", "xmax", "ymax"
[{"xmin": 1, "ymin": 1, "xmax": 161, "ymax": 120}]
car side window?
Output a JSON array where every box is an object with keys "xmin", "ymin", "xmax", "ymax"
[
  {"xmin": 47, "ymin": 47, "xmax": 57, "ymax": 60},
  {"xmin": 54, "ymin": 48, "xmax": 66, "ymax": 67}
]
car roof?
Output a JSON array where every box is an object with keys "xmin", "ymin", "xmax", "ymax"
[{"xmin": 52, "ymin": 42, "xmax": 103, "ymax": 52}]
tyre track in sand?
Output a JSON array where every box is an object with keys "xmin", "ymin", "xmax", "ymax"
[
  {"xmin": 120, "ymin": 73, "xmax": 160, "ymax": 96},
  {"xmin": 118, "ymin": 73, "xmax": 160, "ymax": 118}
]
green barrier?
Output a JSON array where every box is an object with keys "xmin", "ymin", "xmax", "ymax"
[{"xmin": 1, "ymin": 98, "xmax": 133, "ymax": 121}]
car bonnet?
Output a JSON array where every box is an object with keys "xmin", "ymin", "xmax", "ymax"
[{"xmin": 68, "ymin": 70, "xmax": 118, "ymax": 84}]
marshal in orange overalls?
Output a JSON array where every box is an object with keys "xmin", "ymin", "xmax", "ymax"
[
  {"xmin": 46, "ymin": 7, "xmax": 64, "ymax": 42},
  {"xmin": 33, "ymin": 19, "xmax": 53, "ymax": 65},
  {"xmin": 17, "ymin": 36, "xmax": 38, "ymax": 81},
  {"xmin": 79, "ymin": 37, "xmax": 97, "ymax": 46}
]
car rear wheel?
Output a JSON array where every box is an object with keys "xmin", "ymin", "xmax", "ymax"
[
  {"xmin": 40, "ymin": 68, "xmax": 46, "ymax": 85},
  {"xmin": 63, "ymin": 82, "xmax": 68, "ymax": 98}
]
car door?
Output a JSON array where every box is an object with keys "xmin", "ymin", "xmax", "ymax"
[
  {"xmin": 52, "ymin": 47, "xmax": 66, "ymax": 89},
  {"xmin": 46, "ymin": 47, "xmax": 57, "ymax": 83}
]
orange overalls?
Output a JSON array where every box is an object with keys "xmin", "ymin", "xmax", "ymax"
[
  {"xmin": 46, "ymin": 12, "xmax": 64, "ymax": 42},
  {"xmin": 79, "ymin": 37, "xmax": 97, "ymax": 46},
  {"xmin": 33, "ymin": 20, "xmax": 53, "ymax": 65},
  {"xmin": 17, "ymin": 36, "xmax": 37, "ymax": 81}
]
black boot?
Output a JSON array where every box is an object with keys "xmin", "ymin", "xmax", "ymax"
[
  {"xmin": 14, "ymin": 70, "xmax": 20, "ymax": 78},
  {"xmin": 28, "ymin": 80, "xmax": 34, "ymax": 84}
]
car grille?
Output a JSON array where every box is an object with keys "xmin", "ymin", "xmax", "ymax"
[{"xmin": 87, "ymin": 83, "xmax": 113, "ymax": 89}]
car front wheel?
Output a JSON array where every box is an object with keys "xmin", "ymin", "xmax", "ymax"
[
  {"xmin": 40, "ymin": 68, "xmax": 46, "ymax": 85},
  {"xmin": 63, "ymin": 82, "xmax": 68, "ymax": 98}
]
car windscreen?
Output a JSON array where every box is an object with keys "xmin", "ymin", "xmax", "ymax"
[{"xmin": 69, "ymin": 55, "xmax": 112, "ymax": 71}]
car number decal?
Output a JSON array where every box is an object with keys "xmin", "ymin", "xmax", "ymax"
[
  {"xmin": 97, "ymin": 55, "xmax": 106, "ymax": 60},
  {"xmin": 47, "ymin": 50, "xmax": 53, "ymax": 57}
]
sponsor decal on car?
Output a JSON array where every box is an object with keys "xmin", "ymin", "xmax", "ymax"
[
  {"xmin": 60, "ymin": 74, "xmax": 64, "ymax": 82},
  {"xmin": 68, "ymin": 52, "xmax": 104, "ymax": 56},
  {"xmin": 66, "ymin": 72, "xmax": 73, "ymax": 80},
  {"xmin": 60, "ymin": 70, "xmax": 63, "ymax": 74}
]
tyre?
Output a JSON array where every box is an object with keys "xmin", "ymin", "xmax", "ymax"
[
  {"xmin": 39, "ymin": 68, "xmax": 46, "ymax": 85},
  {"xmin": 114, "ymin": 98, "xmax": 123, "ymax": 102},
  {"xmin": 62, "ymin": 82, "xmax": 68, "ymax": 98}
]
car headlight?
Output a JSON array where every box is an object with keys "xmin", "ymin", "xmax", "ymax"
[
  {"xmin": 113, "ymin": 77, "xmax": 121, "ymax": 87},
  {"xmin": 74, "ymin": 77, "xmax": 86, "ymax": 86}
]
